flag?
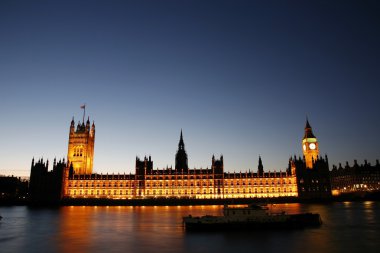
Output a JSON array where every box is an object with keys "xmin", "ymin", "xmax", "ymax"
[{"xmin": 80, "ymin": 104, "xmax": 86, "ymax": 109}]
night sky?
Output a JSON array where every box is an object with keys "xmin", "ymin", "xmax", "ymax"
[{"xmin": 1, "ymin": 0, "xmax": 379, "ymax": 177}]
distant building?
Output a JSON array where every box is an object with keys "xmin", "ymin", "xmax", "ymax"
[
  {"xmin": 29, "ymin": 114, "xmax": 334, "ymax": 202},
  {"xmin": 330, "ymin": 159, "xmax": 380, "ymax": 195},
  {"xmin": 29, "ymin": 158, "xmax": 66, "ymax": 203},
  {"xmin": 0, "ymin": 175, "xmax": 28, "ymax": 200}
]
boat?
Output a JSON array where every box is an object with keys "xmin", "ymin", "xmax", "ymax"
[{"xmin": 183, "ymin": 204, "xmax": 322, "ymax": 231}]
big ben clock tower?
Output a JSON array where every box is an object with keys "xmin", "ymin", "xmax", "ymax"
[{"xmin": 302, "ymin": 119, "xmax": 319, "ymax": 169}]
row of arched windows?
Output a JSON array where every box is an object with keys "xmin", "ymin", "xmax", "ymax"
[{"xmin": 73, "ymin": 146, "xmax": 84, "ymax": 157}]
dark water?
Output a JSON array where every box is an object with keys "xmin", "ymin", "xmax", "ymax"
[{"xmin": 1, "ymin": 202, "xmax": 379, "ymax": 253}]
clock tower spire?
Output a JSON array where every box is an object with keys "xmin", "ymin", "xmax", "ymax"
[{"xmin": 302, "ymin": 118, "xmax": 319, "ymax": 169}]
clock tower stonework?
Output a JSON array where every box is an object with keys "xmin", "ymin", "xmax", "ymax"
[{"xmin": 302, "ymin": 119, "xmax": 319, "ymax": 169}]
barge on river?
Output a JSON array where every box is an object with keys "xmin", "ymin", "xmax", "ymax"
[{"xmin": 183, "ymin": 204, "xmax": 322, "ymax": 231}]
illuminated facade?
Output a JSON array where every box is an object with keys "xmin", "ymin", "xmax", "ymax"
[
  {"xmin": 292, "ymin": 120, "xmax": 332, "ymax": 199},
  {"xmin": 67, "ymin": 118, "xmax": 95, "ymax": 175},
  {"xmin": 62, "ymin": 122, "xmax": 298, "ymax": 199},
  {"xmin": 330, "ymin": 159, "xmax": 380, "ymax": 195},
  {"xmin": 302, "ymin": 119, "xmax": 319, "ymax": 169},
  {"xmin": 63, "ymin": 155, "xmax": 298, "ymax": 199},
  {"xmin": 30, "ymin": 116, "xmax": 334, "ymax": 202}
]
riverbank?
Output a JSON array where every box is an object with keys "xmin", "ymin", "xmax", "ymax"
[{"xmin": 1, "ymin": 191, "xmax": 380, "ymax": 206}]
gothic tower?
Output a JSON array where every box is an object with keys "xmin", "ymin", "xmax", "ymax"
[
  {"xmin": 175, "ymin": 130, "xmax": 188, "ymax": 172},
  {"xmin": 257, "ymin": 156, "xmax": 264, "ymax": 176},
  {"xmin": 67, "ymin": 117, "xmax": 95, "ymax": 175},
  {"xmin": 302, "ymin": 118, "xmax": 319, "ymax": 169}
]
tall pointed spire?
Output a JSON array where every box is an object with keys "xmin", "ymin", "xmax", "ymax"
[
  {"xmin": 175, "ymin": 129, "xmax": 188, "ymax": 171},
  {"xmin": 258, "ymin": 155, "xmax": 264, "ymax": 176},
  {"xmin": 178, "ymin": 129, "xmax": 185, "ymax": 150},
  {"xmin": 304, "ymin": 118, "xmax": 315, "ymax": 138},
  {"xmin": 305, "ymin": 116, "xmax": 311, "ymax": 129},
  {"xmin": 70, "ymin": 117, "xmax": 75, "ymax": 134}
]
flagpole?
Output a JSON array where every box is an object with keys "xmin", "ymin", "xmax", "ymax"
[{"xmin": 81, "ymin": 104, "xmax": 86, "ymax": 124}]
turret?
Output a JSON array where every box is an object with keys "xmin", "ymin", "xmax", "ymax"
[
  {"xmin": 212, "ymin": 155, "xmax": 224, "ymax": 174},
  {"xmin": 86, "ymin": 117, "xmax": 90, "ymax": 131},
  {"xmin": 70, "ymin": 117, "xmax": 75, "ymax": 134},
  {"xmin": 90, "ymin": 121, "xmax": 95, "ymax": 137},
  {"xmin": 290, "ymin": 159, "xmax": 296, "ymax": 176}
]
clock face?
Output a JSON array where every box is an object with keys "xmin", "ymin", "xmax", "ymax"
[
  {"xmin": 309, "ymin": 143, "xmax": 316, "ymax": 150},
  {"xmin": 303, "ymin": 144, "xmax": 306, "ymax": 151}
]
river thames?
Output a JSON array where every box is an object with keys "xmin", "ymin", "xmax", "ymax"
[{"xmin": 0, "ymin": 202, "xmax": 379, "ymax": 253}]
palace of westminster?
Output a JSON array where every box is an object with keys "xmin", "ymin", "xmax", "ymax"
[{"xmin": 28, "ymin": 113, "xmax": 380, "ymax": 203}]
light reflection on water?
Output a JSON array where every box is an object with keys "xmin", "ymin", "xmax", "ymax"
[{"xmin": 1, "ymin": 202, "xmax": 380, "ymax": 253}]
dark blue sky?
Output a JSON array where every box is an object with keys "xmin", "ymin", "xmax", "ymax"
[{"xmin": 1, "ymin": 0, "xmax": 379, "ymax": 176}]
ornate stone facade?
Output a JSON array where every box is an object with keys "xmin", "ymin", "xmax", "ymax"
[
  {"xmin": 67, "ymin": 117, "xmax": 95, "ymax": 175},
  {"xmin": 63, "ymin": 128, "xmax": 298, "ymax": 200},
  {"xmin": 30, "ymin": 115, "xmax": 334, "ymax": 202}
]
